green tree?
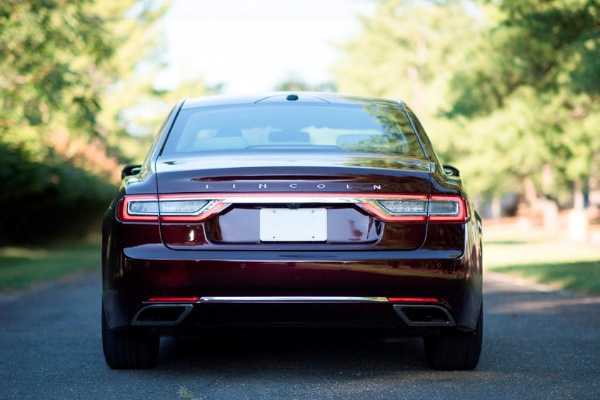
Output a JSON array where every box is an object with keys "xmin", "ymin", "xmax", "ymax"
[
  {"xmin": 274, "ymin": 75, "xmax": 337, "ymax": 92},
  {"xmin": 447, "ymin": 0, "xmax": 600, "ymax": 207},
  {"xmin": 0, "ymin": 0, "xmax": 112, "ymax": 137},
  {"xmin": 0, "ymin": 0, "xmax": 174, "ymax": 175},
  {"xmin": 0, "ymin": 0, "xmax": 120, "ymax": 242},
  {"xmin": 334, "ymin": 0, "xmax": 486, "ymax": 166},
  {"xmin": 0, "ymin": 0, "xmax": 210, "ymax": 242},
  {"xmin": 336, "ymin": 0, "xmax": 600, "ymax": 215}
]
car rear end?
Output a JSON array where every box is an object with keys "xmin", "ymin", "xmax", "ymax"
[{"xmin": 101, "ymin": 93, "xmax": 483, "ymax": 370}]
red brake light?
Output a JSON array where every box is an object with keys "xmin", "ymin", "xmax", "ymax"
[
  {"xmin": 117, "ymin": 194, "xmax": 228, "ymax": 222},
  {"xmin": 359, "ymin": 195, "xmax": 428, "ymax": 222},
  {"xmin": 370, "ymin": 194, "xmax": 467, "ymax": 223},
  {"xmin": 387, "ymin": 297, "xmax": 439, "ymax": 304},
  {"xmin": 147, "ymin": 296, "xmax": 200, "ymax": 303},
  {"xmin": 428, "ymin": 195, "xmax": 468, "ymax": 223},
  {"xmin": 118, "ymin": 195, "xmax": 159, "ymax": 222}
]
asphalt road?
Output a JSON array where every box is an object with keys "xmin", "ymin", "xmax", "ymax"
[{"xmin": 1, "ymin": 273, "xmax": 600, "ymax": 400}]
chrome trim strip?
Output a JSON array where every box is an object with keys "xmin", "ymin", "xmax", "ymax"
[
  {"xmin": 392, "ymin": 304, "xmax": 456, "ymax": 327},
  {"xmin": 131, "ymin": 304, "xmax": 193, "ymax": 326},
  {"xmin": 198, "ymin": 296, "xmax": 389, "ymax": 304},
  {"xmin": 161, "ymin": 194, "xmax": 427, "ymax": 203},
  {"xmin": 164, "ymin": 196, "xmax": 361, "ymax": 205},
  {"xmin": 221, "ymin": 196, "xmax": 356, "ymax": 204}
]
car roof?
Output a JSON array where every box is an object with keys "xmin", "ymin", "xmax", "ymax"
[{"xmin": 182, "ymin": 92, "xmax": 405, "ymax": 109}]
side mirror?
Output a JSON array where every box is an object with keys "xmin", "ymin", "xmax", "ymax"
[
  {"xmin": 443, "ymin": 164, "xmax": 460, "ymax": 178},
  {"xmin": 121, "ymin": 164, "xmax": 142, "ymax": 179}
]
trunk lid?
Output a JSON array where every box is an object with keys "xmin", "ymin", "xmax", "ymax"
[{"xmin": 155, "ymin": 153, "xmax": 433, "ymax": 250}]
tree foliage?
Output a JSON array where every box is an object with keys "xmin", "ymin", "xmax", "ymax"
[
  {"xmin": 0, "ymin": 0, "xmax": 112, "ymax": 134},
  {"xmin": 447, "ymin": 0, "xmax": 600, "ymax": 200},
  {"xmin": 335, "ymin": 0, "xmax": 600, "ymax": 206},
  {"xmin": 335, "ymin": 0, "xmax": 485, "ymax": 184},
  {"xmin": 274, "ymin": 75, "xmax": 337, "ymax": 92},
  {"xmin": 0, "ymin": 0, "xmax": 208, "ymax": 242}
]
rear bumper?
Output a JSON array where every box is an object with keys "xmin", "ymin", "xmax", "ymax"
[
  {"xmin": 103, "ymin": 244, "xmax": 482, "ymax": 332},
  {"xmin": 130, "ymin": 297, "xmax": 456, "ymax": 329}
]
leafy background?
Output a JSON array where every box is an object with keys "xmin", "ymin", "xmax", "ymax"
[
  {"xmin": 1, "ymin": 0, "xmax": 599, "ymax": 244},
  {"xmin": 0, "ymin": 0, "xmax": 214, "ymax": 243}
]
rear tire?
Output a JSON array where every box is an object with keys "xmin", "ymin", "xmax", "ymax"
[
  {"xmin": 424, "ymin": 306, "xmax": 483, "ymax": 370},
  {"xmin": 102, "ymin": 307, "xmax": 159, "ymax": 369}
]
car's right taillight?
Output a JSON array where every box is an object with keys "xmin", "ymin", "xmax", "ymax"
[
  {"xmin": 366, "ymin": 196, "xmax": 428, "ymax": 222},
  {"xmin": 374, "ymin": 195, "xmax": 467, "ymax": 223},
  {"xmin": 427, "ymin": 195, "xmax": 468, "ymax": 223}
]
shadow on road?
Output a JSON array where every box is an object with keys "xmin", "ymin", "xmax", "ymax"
[
  {"xmin": 143, "ymin": 278, "xmax": 600, "ymax": 388},
  {"xmin": 157, "ymin": 331, "xmax": 428, "ymax": 377},
  {"xmin": 3, "ymin": 275, "xmax": 600, "ymax": 399}
]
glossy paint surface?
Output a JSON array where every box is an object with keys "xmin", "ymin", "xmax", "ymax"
[{"xmin": 102, "ymin": 93, "xmax": 482, "ymax": 334}]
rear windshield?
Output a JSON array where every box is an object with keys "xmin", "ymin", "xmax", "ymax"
[{"xmin": 162, "ymin": 103, "xmax": 425, "ymax": 158}]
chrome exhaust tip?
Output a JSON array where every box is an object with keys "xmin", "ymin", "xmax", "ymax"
[
  {"xmin": 131, "ymin": 304, "xmax": 193, "ymax": 326},
  {"xmin": 393, "ymin": 304, "xmax": 456, "ymax": 327}
]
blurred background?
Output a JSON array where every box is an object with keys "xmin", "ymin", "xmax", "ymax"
[{"xmin": 1, "ymin": 0, "xmax": 599, "ymax": 293}]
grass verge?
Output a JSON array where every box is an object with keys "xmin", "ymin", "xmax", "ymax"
[
  {"xmin": 489, "ymin": 260, "xmax": 600, "ymax": 295},
  {"xmin": 484, "ymin": 226, "xmax": 600, "ymax": 295},
  {"xmin": 0, "ymin": 241, "xmax": 99, "ymax": 292}
]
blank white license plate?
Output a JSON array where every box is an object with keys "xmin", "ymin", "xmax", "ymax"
[{"xmin": 260, "ymin": 208, "xmax": 327, "ymax": 242}]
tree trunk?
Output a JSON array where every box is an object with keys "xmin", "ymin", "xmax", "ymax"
[
  {"xmin": 490, "ymin": 196, "xmax": 501, "ymax": 219},
  {"xmin": 568, "ymin": 178, "xmax": 589, "ymax": 242}
]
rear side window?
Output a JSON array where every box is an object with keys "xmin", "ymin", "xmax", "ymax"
[
  {"xmin": 162, "ymin": 103, "xmax": 425, "ymax": 158},
  {"xmin": 405, "ymin": 107, "xmax": 441, "ymax": 166}
]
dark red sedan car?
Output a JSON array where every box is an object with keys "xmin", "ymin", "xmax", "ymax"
[{"xmin": 101, "ymin": 93, "xmax": 483, "ymax": 370}]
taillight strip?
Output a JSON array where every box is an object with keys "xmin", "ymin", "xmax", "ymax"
[
  {"xmin": 158, "ymin": 201, "xmax": 229, "ymax": 222},
  {"xmin": 118, "ymin": 195, "xmax": 160, "ymax": 222},
  {"xmin": 357, "ymin": 202, "xmax": 427, "ymax": 223},
  {"xmin": 428, "ymin": 195, "xmax": 468, "ymax": 222},
  {"xmin": 117, "ymin": 192, "xmax": 467, "ymax": 223},
  {"xmin": 147, "ymin": 296, "xmax": 200, "ymax": 303},
  {"xmin": 387, "ymin": 297, "xmax": 440, "ymax": 304}
]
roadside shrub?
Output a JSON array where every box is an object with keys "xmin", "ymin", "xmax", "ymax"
[{"xmin": 0, "ymin": 140, "xmax": 116, "ymax": 244}]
